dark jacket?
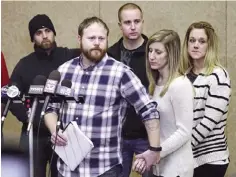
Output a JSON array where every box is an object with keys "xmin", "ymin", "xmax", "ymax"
[
  {"xmin": 107, "ymin": 34, "xmax": 149, "ymax": 139},
  {"xmin": 10, "ymin": 43, "xmax": 80, "ymax": 136}
]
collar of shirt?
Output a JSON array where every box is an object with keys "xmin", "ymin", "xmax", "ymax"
[
  {"xmin": 186, "ymin": 66, "xmax": 206, "ymax": 76},
  {"xmin": 77, "ymin": 53, "xmax": 108, "ymax": 71}
]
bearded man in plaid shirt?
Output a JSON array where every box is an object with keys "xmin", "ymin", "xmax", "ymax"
[{"xmin": 44, "ymin": 16, "xmax": 161, "ymax": 177}]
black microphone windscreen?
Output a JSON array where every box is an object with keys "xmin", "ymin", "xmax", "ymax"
[
  {"xmin": 61, "ymin": 79, "xmax": 72, "ymax": 88},
  {"xmin": 48, "ymin": 70, "xmax": 61, "ymax": 81},
  {"xmin": 32, "ymin": 75, "xmax": 47, "ymax": 85}
]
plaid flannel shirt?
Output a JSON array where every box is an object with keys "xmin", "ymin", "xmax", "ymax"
[{"xmin": 47, "ymin": 54, "xmax": 159, "ymax": 177}]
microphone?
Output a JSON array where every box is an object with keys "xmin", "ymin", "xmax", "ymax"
[
  {"xmin": 56, "ymin": 79, "xmax": 72, "ymax": 97},
  {"xmin": 1, "ymin": 85, "xmax": 9, "ymax": 104},
  {"xmin": 55, "ymin": 80, "xmax": 84, "ymax": 104},
  {"xmin": 26, "ymin": 75, "xmax": 47, "ymax": 133},
  {"xmin": 28, "ymin": 76, "xmax": 46, "ymax": 95},
  {"xmin": 55, "ymin": 79, "xmax": 72, "ymax": 131},
  {"xmin": 1, "ymin": 84, "xmax": 20, "ymax": 123},
  {"xmin": 40, "ymin": 70, "xmax": 61, "ymax": 119}
]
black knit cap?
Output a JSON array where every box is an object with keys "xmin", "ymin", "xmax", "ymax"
[{"xmin": 28, "ymin": 14, "xmax": 56, "ymax": 42}]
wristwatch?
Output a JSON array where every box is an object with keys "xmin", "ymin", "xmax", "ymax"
[{"xmin": 149, "ymin": 146, "xmax": 162, "ymax": 152}]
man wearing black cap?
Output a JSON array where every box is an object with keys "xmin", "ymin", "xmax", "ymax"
[{"xmin": 9, "ymin": 14, "xmax": 80, "ymax": 177}]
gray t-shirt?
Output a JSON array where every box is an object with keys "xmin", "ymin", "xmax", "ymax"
[{"xmin": 120, "ymin": 44, "xmax": 134, "ymax": 66}]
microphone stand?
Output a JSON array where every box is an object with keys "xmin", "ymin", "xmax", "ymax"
[
  {"xmin": 29, "ymin": 123, "xmax": 34, "ymax": 177},
  {"xmin": 48, "ymin": 99, "xmax": 65, "ymax": 177},
  {"xmin": 57, "ymin": 99, "xmax": 65, "ymax": 132},
  {"xmin": 1, "ymin": 99, "xmax": 11, "ymax": 127},
  {"xmin": 53, "ymin": 98, "xmax": 66, "ymax": 148},
  {"xmin": 27, "ymin": 97, "xmax": 39, "ymax": 177},
  {"xmin": 1, "ymin": 98, "xmax": 22, "ymax": 146}
]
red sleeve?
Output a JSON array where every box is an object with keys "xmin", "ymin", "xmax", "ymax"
[{"xmin": 1, "ymin": 52, "xmax": 10, "ymax": 87}]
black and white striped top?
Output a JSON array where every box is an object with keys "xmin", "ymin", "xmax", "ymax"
[{"xmin": 187, "ymin": 67, "xmax": 231, "ymax": 167}]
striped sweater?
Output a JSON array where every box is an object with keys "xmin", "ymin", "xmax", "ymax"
[{"xmin": 189, "ymin": 67, "xmax": 231, "ymax": 168}]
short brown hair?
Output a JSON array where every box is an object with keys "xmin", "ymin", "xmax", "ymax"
[
  {"xmin": 78, "ymin": 16, "xmax": 109, "ymax": 36},
  {"xmin": 118, "ymin": 3, "xmax": 143, "ymax": 22}
]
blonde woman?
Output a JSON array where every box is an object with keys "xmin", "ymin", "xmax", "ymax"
[
  {"xmin": 133, "ymin": 29, "xmax": 194, "ymax": 177},
  {"xmin": 179, "ymin": 21, "xmax": 231, "ymax": 177}
]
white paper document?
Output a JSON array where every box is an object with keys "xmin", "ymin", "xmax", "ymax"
[{"xmin": 54, "ymin": 121, "xmax": 94, "ymax": 171}]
